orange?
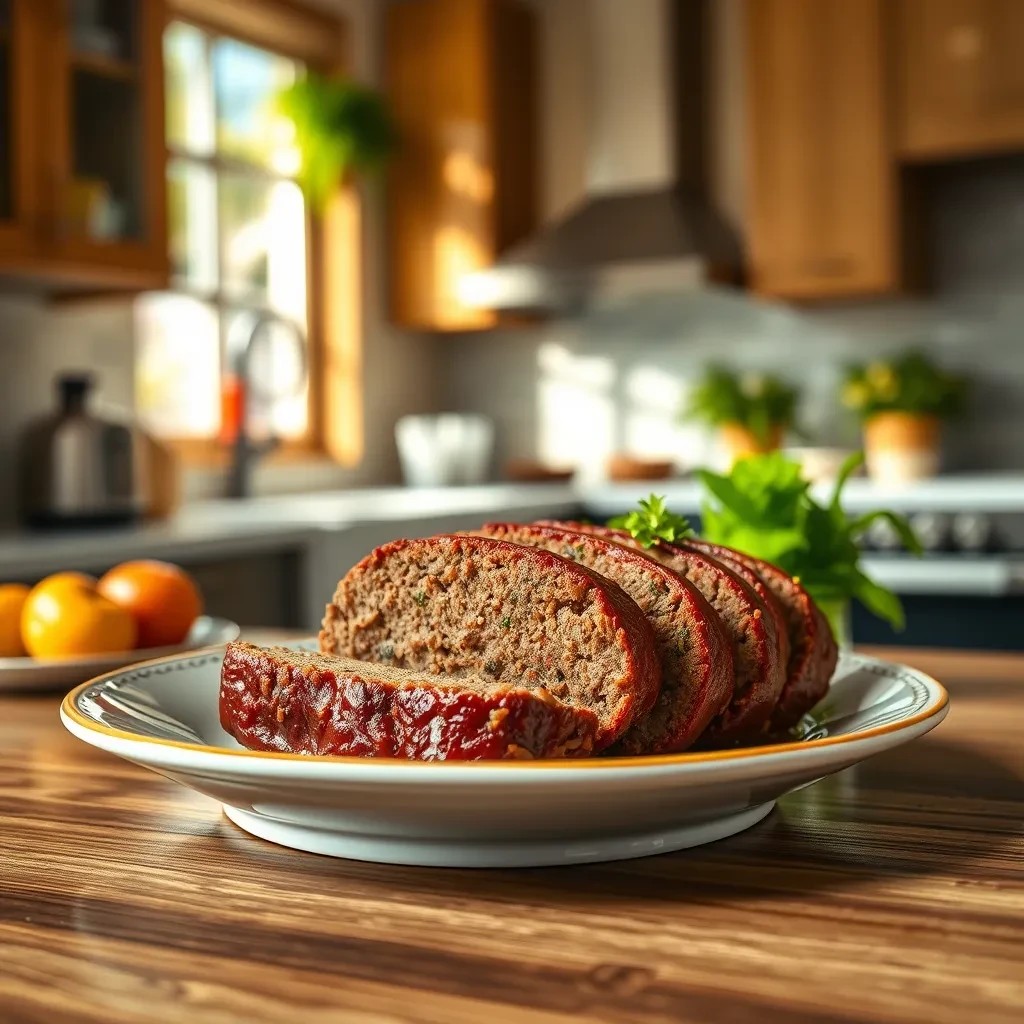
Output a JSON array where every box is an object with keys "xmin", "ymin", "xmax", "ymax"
[
  {"xmin": 98, "ymin": 560, "xmax": 202, "ymax": 649},
  {"xmin": 0, "ymin": 583, "xmax": 31, "ymax": 657},
  {"xmin": 22, "ymin": 572, "xmax": 137, "ymax": 659}
]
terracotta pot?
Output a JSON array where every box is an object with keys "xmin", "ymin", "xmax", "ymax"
[
  {"xmin": 720, "ymin": 422, "xmax": 783, "ymax": 464},
  {"xmin": 863, "ymin": 412, "xmax": 941, "ymax": 483}
]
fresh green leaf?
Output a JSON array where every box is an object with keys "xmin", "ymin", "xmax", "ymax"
[
  {"xmin": 830, "ymin": 451, "xmax": 866, "ymax": 511},
  {"xmin": 698, "ymin": 451, "xmax": 909, "ymax": 631},
  {"xmin": 849, "ymin": 570, "xmax": 906, "ymax": 631},
  {"xmin": 608, "ymin": 494, "xmax": 694, "ymax": 548},
  {"xmin": 848, "ymin": 510, "xmax": 923, "ymax": 555}
]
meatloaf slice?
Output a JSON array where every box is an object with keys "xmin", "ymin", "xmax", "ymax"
[
  {"xmin": 319, "ymin": 535, "xmax": 660, "ymax": 750},
  {"xmin": 220, "ymin": 642, "xmax": 599, "ymax": 760},
  {"xmin": 476, "ymin": 523, "xmax": 733, "ymax": 754},
  {"xmin": 541, "ymin": 521, "xmax": 786, "ymax": 743},
  {"xmin": 687, "ymin": 541, "xmax": 838, "ymax": 730}
]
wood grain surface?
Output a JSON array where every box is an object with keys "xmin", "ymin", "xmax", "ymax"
[{"xmin": 1, "ymin": 644, "xmax": 1022, "ymax": 1024}]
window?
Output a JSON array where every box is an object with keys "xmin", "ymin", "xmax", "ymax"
[{"xmin": 136, "ymin": 19, "xmax": 312, "ymax": 444}]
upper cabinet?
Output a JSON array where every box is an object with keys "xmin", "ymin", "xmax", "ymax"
[
  {"xmin": 0, "ymin": 0, "xmax": 168, "ymax": 290},
  {"xmin": 895, "ymin": 0, "xmax": 1024, "ymax": 160},
  {"xmin": 745, "ymin": 0, "xmax": 899, "ymax": 299},
  {"xmin": 0, "ymin": 0, "xmax": 40, "ymax": 260},
  {"xmin": 385, "ymin": 0, "xmax": 539, "ymax": 332}
]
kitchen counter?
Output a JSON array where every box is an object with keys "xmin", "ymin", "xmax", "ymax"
[
  {"xmin": 0, "ymin": 483, "xmax": 579, "ymax": 578},
  {"xmin": 2, "ymin": 644, "xmax": 1021, "ymax": 1023},
  {"xmin": 3, "ymin": 477, "xmax": 1024, "ymax": 612}
]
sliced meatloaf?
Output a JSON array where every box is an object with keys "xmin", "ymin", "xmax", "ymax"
[
  {"xmin": 220, "ymin": 642, "xmax": 599, "ymax": 760},
  {"xmin": 542, "ymin": 521, "xmax": 786, "ymax": 742},
  {"xmin": 476, "ymin": 523, "xmax": 733, "ymax": 754},
  {"xmin": 687, "ymin": 541, "xmax": 838, "ymax": 729},
  {"xmin": 319, "ymin": 535, "xmax": 660, "ymax": 750}
]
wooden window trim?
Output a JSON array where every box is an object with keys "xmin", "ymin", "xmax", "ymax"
[
  {"xmin": 169, "ymin": 0, "xmax": 345, "ymax": 67},
  {"xmin": 159, "ymin": 0, "xmax": 362, "ymax": 469}
]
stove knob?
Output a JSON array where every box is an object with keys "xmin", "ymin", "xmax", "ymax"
[
  {"xmin": 864, "ymin": 516, "xmax": 903, "ymax": 551},
  {"xmin": 951, "ymin": 513, "xmax": 993, "ymax": 552},
  {"xmin": 909, "ymin": 512, "xmax": 951, "ymax": 552}
]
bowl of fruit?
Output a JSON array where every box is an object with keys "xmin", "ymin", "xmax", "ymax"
[{"xmin": 0, "ymin": 560, "xmax": 239, "ymax": 693}]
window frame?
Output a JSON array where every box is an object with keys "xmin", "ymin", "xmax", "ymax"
[{"xmin": 153, "ymin": 0, "xmax": 354, "ymax": 464}]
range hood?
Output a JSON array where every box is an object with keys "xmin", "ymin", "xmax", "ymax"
[{"xmin": 460, "ymin": 0, "xmax": 740, "ymax": 312}]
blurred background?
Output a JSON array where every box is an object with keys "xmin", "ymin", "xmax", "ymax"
[{"xmin": 1, "ymin": 0, "xmax": 1023, "ymax": 649}]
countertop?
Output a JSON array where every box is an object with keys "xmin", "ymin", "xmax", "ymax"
[
  {"xmin": 2, "ymin": 645, "xmax": 1022, "ymax": 1023},
  {"xmin": 3, "ymin": 477, "xmax": 1024, "ymax": 595}
]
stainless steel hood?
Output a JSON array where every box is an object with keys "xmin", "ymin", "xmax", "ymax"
[{"xmin": 460, "ymin": 0, "xmax": 740, "ymax": 312}]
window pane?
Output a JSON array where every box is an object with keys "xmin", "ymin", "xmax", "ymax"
[
  {"xmin": 136, "ymin": 294, "xmax": 220, "ymax": 437},
  {"xmin": 212, "ymin": 37, "xmax": 299, "ymax": 173},
  {"xmin": 165, "ymin": 21, "xmax": 214, "ymax": 154},
  {"xmin": 168, "ymin": 158, "xmax": 217, "ymax": 291},
  {"xmin": 220, "ymin": 174, "xmax": 307, "ymax": 319},
  {"xmin": 225, "ymin": 309, "xmax": 308, "ymax": 440}
]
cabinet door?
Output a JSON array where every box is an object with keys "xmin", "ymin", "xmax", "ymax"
[
  {"xmin": 385, "ymin": 0, "xmax": 538, "ymax": 331},
  {"xmin": 0, "ymin": 0, "xmax": 42, "ymax": 259},
  {"xmin": 746, "ymin": 0, "xmax": 898, "ymax": 299},
  {"xmin": 896, "ymin": 0, "xmax": 1024, "ymax": 159},
  {"xmin": 40, "ymin": 0, "xmax": 168, "ymax": 288}
]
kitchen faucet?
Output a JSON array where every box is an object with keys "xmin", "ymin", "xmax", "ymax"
[{"xmin": 225, "ymin": 311, "xmax": 306, "ymax": 500}]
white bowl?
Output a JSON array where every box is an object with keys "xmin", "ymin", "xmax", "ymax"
[{"xmin": 61, "ymin": 643, "xmax": 948, "ymax": 868}]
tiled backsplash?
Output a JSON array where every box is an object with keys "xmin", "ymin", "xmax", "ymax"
[{"xmin": 440, "ymin": 157, "xmax": 1024, "ymax": 479}]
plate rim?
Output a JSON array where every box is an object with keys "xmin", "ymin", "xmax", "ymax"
[{"xmin": 60, "ymin": 644, "xmax": 950, "ymax": 771}]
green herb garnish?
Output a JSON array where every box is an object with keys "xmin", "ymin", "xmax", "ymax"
[
  {"xmin": 697, "ymin": 452, "xmax": 921, "ymax": 630},
  {"xmin": 608, "ymin": 494, "xmax": 694, "ymax": 549},
  {"xmin": 500, "ymin": 616, "xmax": 512, "ymax": 629},
  {"xmin": 413, "ymin": 590, "xmax": 427, "ymax": 607}
]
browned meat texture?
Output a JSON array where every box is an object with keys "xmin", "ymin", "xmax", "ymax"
[
  {"xmin": 476, "ymin": 524, "xmax": 734, "ymax": 754},
  {"xmin": 219, "ymin": 642, "xmax": 599, "ymax": 760},
  {"xmin": 319, "ymin": 534, "xmax": 662, "ymax": 750}
]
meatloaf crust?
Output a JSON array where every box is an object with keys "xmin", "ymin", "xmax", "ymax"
[
  {"xmin": 220, "ymin": 642, "xmax": 599, "ymax": 760},
  {"xmin": 477, "ymin": 523, "xmax": 733, "ymax": 754},
  {"xmin": 319, "ymin": 535, "xmax": 660, "ymax": 750},
  {"xmin": 542, "ymin": 521, "xmax": 786, "ymax": 743},
  {"xmin": 687, "ymin": 541, "xmax": 838, "ymax": 729}
]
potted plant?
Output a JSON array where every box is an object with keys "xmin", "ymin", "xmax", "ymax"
[
  {"xmin": 842, "ymin": 351, "xmax": 967, "ymax": 483},
  {"xmin": 275, "ymin": 74, "xmax": 397, "ymax": 210},
  {"xmin": 683, "ymin": 366, "xmax": 799, "ymax": 465}
]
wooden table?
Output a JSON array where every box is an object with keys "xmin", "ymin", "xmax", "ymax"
[{"xmin": 2, "ymin": 646, "xmax": 1022, "ymax": 1024}]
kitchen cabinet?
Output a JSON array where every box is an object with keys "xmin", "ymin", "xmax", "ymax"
[
  {"xmin": 384, "ymin": 0, "xmax": 539, "ymax": 332},
  {"xmin": 0, "ymin": 0, "xmax": 40, "ymax": 262},
  {"xmin": 895, "ymin": 0, "xmax": 1024, "ymax": 160},
  {"xmin": 745, "ymin": 0, "xmax": 900, "ymax": 299},
  {"xmin": 0, "ymin": 0, "xmax": 168, "ymax": 290}
]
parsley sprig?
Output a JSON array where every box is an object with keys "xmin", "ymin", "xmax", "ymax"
[{"xmin": 608, "ymin": 494, "xmax": 694, "ymax": 549}]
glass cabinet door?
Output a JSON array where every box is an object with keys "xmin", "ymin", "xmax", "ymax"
[{"xmin": 47, "ymin": 0, "xmax": 168, "ymax": 284}]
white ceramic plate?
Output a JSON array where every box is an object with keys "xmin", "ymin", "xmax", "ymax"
[
  {"xmin": 61, "ymin": 642, "xmax": 948, "ymax": 868},
  {"xmin": 1, "ymin": 616, "xmax": 240, "ymax": 693}
]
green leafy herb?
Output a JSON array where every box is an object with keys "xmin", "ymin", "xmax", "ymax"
[
  {"xmin": 608, "ymin": 494, "xmax": 694, "ymax": 549},
  {"xmin": 682, "ymin": 366, "xmax": 801, "ymax": 444},
  {"xmin": 697, "ymin": 452, "xmax": 921, "ymax": 631},
  {"xmin": 500, "ymin": 616, "xmax": 512, "ymax": 629},
  {"xmin": 413, "ymin": 590, "xmax": 427, "ymax": 607},
  {"xmin": 275, "ymin": 74, "xmax": 397, "ymax": 211}
]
